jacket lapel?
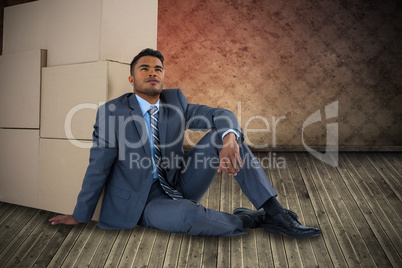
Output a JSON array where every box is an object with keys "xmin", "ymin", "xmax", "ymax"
[{"xmin": 128, "ymin": 94, "xmax": 152, "ymax": 158}]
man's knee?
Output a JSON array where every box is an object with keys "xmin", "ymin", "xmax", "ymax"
[{"xmin": 179, "ymin": 203, "xmax": 208, "ymax": 235}]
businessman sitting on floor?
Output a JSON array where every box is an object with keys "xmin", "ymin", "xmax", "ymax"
[{"xmin": 49, "ymin": 48, "xmax": 321, "ymax": 238}]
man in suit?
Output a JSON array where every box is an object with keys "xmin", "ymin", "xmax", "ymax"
[{"xmin": 49, "ymin": 48, "xmax": 321, "ymax": 238}]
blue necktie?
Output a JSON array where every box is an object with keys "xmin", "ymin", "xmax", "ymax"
[{"xmin": 149, "ymin": 106, "xmax": 183, "ymax": 200}]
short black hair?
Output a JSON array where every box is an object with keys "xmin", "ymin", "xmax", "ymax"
[{"xmin": 130, "ymin": 48, "xmax": 164, "ymax": 75}]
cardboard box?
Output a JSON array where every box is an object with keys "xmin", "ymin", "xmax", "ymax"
[
  {"xmin": 0, "ymin": 129, "xmax": 39, "ymax": 207},
  {"xmin": 40, "ymin": 61, "xmax": 131, "ymax": 140},
  {"xmin": 37, "ymin": 138, "xmax": 103, "ymax": 220},
  {"xmin": 3, "ymin": 0, "xmax": 158, "ymax": 66},
  {"xmin": 3, "ymin": 1, "xmax": 47, "ymax": 54},
  {"xmin": 0, "ymin": 49, "xmax": 46, "ymax": 128}
]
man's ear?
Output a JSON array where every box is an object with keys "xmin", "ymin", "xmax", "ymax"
[{"xmin": 128, "ymin": 76, "xmax": 134, "ymax": 86}]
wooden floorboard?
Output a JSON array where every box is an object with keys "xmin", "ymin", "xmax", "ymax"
[
  {"xmin": 341, "ymin": 153, "xmax": 401, "ymax": 267},
  {"xmin": 294, "ymin": 153, "xmax": 347, "ymax": 267},
  {"xmin": 0, "ymin": 152, "xmax": 401, "ymax": 267},
  {"xmin": 103, "ymin": 228, "xmax": 132, "ymax": 267},
  {"xmin": 336, "ymin": 153, "xmax": 394, "ymax": 267}
]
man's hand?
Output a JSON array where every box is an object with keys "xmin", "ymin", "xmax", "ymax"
[
  {"xmin": 218, "ymin": 132, "xmax": 243, "ymax": 176},
  {"xmin": 49, "ymin": 215, "xmax": 80, "ymax": 225}
]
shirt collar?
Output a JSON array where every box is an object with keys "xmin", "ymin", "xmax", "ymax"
[{"xmin": 135, "ymin": 94, "xmax": 160, "ymax": 116}]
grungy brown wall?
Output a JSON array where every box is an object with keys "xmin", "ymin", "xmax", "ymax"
[{"xmin": 158, "ymin": 0, "xmax": 402, "ymax": 147}]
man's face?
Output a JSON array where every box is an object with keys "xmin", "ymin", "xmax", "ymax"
[{"xmin": 129, "ymin": 56, "xmax": 165, "ymax": 100}]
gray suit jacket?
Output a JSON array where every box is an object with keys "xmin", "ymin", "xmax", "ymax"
[{"xmin": 73, "ymin": 88, "xmax": 242, "ymax": 229}]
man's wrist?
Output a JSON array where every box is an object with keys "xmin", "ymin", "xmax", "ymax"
[
  {"xmin": 222, "ymin": 129, "xmax": 239, "ymax": 142},
  {"xmin": 222, "ymin": 132, "xmax": 237, "ymax": 145}
]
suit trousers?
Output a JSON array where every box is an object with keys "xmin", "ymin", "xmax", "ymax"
[{"xmin": 138, "ymin": 130, "xmax": 278, "ymax": 237}]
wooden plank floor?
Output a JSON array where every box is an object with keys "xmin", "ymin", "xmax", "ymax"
[{"xmin": 0, "ymin": 152, "xmax": 401, "ymax": 267}]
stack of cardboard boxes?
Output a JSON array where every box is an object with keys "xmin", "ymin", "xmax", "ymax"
[{"xmin": 0, "ymin": 0, "xmax": 158, "ymax": 219}]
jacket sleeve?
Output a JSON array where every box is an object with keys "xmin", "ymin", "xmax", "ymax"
[
  {"xmin": 176, "ymin": 89, "xmax": 244, "ymax": 142},
  {"xmin": 73, "ymin": 103, "xmax": 118, "ymax": 222}
]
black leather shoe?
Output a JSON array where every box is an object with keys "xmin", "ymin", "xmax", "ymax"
[
  {"xmin": 262, "ymin": 211, "xmax": 321, "ymax": 238},
  {"xmin": 284, "ymin": 209, "xmax": 299, "ymax": 221},
  {"xmin": 234, "ymin": 208, "xmax": 321, "ymax": 238},
  {"xmin": 233, "ymin": 208, "xmax": 299, "ymax": 229}
]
